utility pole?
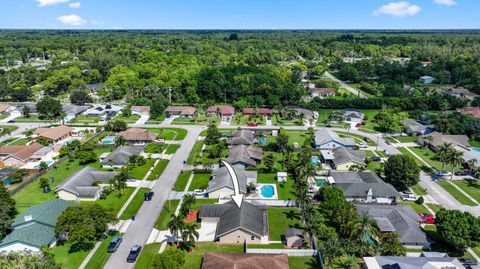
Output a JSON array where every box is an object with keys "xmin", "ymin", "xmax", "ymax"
[
  {"xmin": 224, "ymin": 88, "xmax": 227, "ymax": 104},
  {"xmin": 169, "ymin": 87, "xmax": 173, "ymax": 104}
]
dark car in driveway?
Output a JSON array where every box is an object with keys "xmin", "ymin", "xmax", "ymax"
[
  {"xmin": 107, "ymin": 236, "xmax": 122, "ymax": 253},
  {"xmin": 127, "ymin": 245, "xmax": 142, "ymax": 263}
]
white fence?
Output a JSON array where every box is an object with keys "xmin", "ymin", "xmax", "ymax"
[{"xmin": 246, "ymin": 248, "xmax": 317, "ymax": 256}]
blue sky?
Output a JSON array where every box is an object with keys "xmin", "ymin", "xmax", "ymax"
[{"xmin": 0, "ymin": 0, "xmax": 478, "ymax": 29}]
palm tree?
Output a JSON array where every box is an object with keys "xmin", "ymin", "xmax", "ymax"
[
  {"xmin": 447, "ymin": 149, "xmax": 464, "ymax": 180},
  {"xmin": 182, "ymin": 194, "xmax": 196, "ymax": 211},
  {"xmin": 335, "ymin": 255, "xmax": 358, "ymax": 269},
  {"xmin": 167, "ymin": 214, "xmax": 185, "ymax": 247},
  {"xmin": 423, "ymin": 135, "xmax": 433, "ymax": 148},
  {"xmin": 355, "ymin": 213, "xmax": 378, "ymax": 242},
  {"xmin": 115, "ymin": 136, "xmax": 126, "ymax": 147},
  {"xmin": 321, "ymin": 239, "xmax": 341, "ymax": 269},
  {"xmin": 435, "ymin": 142, "xmax": 453, "ymax": 172},
  {"xmin": 181, "ymin": 223, "xmax": 199, "ymax": 248}
]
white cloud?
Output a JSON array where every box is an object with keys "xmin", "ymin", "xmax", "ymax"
[
  {"xmin": 91, "ymin": 20, "xmax": 104, "ymax": 25},
  {"xmin": 36, "ymin": 0, "xmax": 69, "ymax": 7},
  {"xmin": 68, "ymin": 2, "xmax": 81, "ymax": 8},
  {"xmin": 434, "ymin": 0, "xmax": 456, "ymax": 6},
  {"xmin": 373, "ymin": 1, "xmax": 421, "ymax": 17},
  {"xmin": 57, "ymin": 14, "xmax": 86, "ymax": 26}
]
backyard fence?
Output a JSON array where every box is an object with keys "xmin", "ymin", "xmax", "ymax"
[{"xmin": 246, "ymin": 247, "xmax": 317, "ymax": 256}]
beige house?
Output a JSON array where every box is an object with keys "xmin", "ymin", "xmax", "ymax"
[
  {"xmin": 0, "ymin": 143, "xmax": 48, "ymax": 168},
  {"xmin": 321, "ymin": 147, "xmax": 366, "ymax": 171},
  {"xmin": 120, "ymin": 128, "xmax": 157, "ymax": 145},
  {"xmin": 34, "ymin": 125, "xmax": 74, "ymax": 143},
  {"xmin": 199, "ymin": 201, "xmax": 268, "ymax": 244}
]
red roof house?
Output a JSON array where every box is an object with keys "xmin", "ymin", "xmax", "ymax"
[
  {"xmin": 242, "ymin": 108, "xmax": 273, "ymax": 116},
  {"xmin": 206, "ymin": 105, "xmax": 235, "ymax": 117}
]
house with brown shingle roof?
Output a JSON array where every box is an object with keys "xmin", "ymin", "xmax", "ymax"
[
  {"xmin": 164, "ymin": 105, "xmax": 197, "ymax": 118},
  {"xmin": 0, "ymin": 143, "xmax": 49, "ymax": 168},
  {"xmin": 206, "ymin": 105, "xmax": 235, "ymax": 118},
  {"xmin": 418, "ymin": 131, "xmax": 470, "ymax": 152},
  {"xmin": 457, "ymin": 107, "xmax": 480, "ymax": 119},
  {"xmin": 444, "ymin": 87, "xmax": 478, "ymax": 101},
  {"xmin": 34, "ymin": 125, "xmax": 74, "ymax": 143},
  {"xmin": 242, "ymin": 108, "xmax": 273, "ymax": 116},
  {"xmin": 120, "ymin": 128, "xmax": 157, "ymax": 145},
  {"xmin": 201, "ymin": 253, "xmax": 289, "ymax": 269},
  {"xmin": 0, "ymin": 104, "xmax": 11, "ymax": 114}
]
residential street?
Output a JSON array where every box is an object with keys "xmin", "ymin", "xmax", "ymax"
[{"xmin": 324, "ymin": 72, "xmax": 368, "ymax": 99}]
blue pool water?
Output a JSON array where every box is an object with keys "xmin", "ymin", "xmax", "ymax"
[
  {"xmin": 102, "ymin": 136, "xmax": 116, "ymax": 144},
  {"xmin": 260, "ymin": 185, "xmax": 275, "ymax": 198},
  {"xmin": 258, "ymin": 137, "xmax": 267, "ymax": 145},
  {"xmin": 311, "ymin": 156, "xmax": 319, "ymax": 165},
  {"xmin": 474, "ymin": 148, "xmax": 480, "ymax": 153},
  {"xmin": 34, "ymin": 161, "xmax": 53, "ymax": 169}
]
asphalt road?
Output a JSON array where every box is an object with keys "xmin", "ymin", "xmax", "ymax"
[{"xmin": 324, "ymin": 72, "xmax": 368, "ymax": 99}]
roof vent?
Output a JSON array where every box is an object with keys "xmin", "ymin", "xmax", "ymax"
[{"xmin": 24, "ymin": 215, "xmax": 33, "ymax": 222}]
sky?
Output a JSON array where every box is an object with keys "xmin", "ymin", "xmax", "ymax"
[{"xmin": 0, "ymin": 0, "xmax": 478, "ymax": 29}]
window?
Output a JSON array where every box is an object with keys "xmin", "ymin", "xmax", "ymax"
[{"xmin": 251, "ymin": 236, "xmax": 255, "ymax": 240}]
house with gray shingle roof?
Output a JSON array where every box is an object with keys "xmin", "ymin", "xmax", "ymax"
[
  {"xmin": 321, "ymin": 147, "xmax": 366, "ymax": 171},
  {"xmin": 100, "ymin": 146, "xmax": 145, "ymax": 168},
  {"xmin": 418, "ymin": 131, "xmax": 470, "ymax": 152},
  {"xmin": 401, "ymin": 119, "xmax": 432, "ymax": 135},
  {"xmin": 198, "ymin": 200, "xmax": 268, "ymax": 244},
  {"xmin": 228, "ymin": 130, "xmax": 255, "ymax": 146},
  {"xmin": 223, "ymin": 145, "xmax": 262, "ymax": 167},
  {"xmin": 363, "ymin": 256, "xmax": 465, "ymax": 269},
  {"xmin": 329, "ymin": 171, "xmax": 400, "ymax": 204},
  {"xmin": 55, "ymin": 166, "xmax": 118, "ymax": 201},
  {"xmin": 206, "ymin": 164, "xmax": 257, "ymax": 199},
  {"xmin": 314, "ymin": 129, "xmax": 356, "ymax": 150},
  {"xmin": 356, "ymin": 204, "xmax": 429, "ymax": 248},
  {"xmin": 0, "ymin": 199, "xmax": 75, "ymax": 253}
]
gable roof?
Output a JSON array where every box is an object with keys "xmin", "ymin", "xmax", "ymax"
[
  {"xmin": 223, "ymin": 145, "xmax": 262, "ymax": 166},
  {"xmin": 100, "ymin": 146, "xmax": 144, "ymax": 166},
  {"xmin": 207, "ymin": 105, "xmax": 235, "ymax": 116},
  {"xmin": 55, "ymin": 166, "xmax": 118, "ymax": 198},
  {"xmin": 423, "ymin": 131, "xmax": 469, "ymax": 149},
  {"xmin": 242, "ymin": 108, "xmax": 273, "ymax": 115},
  {"xmin": 228, "ymin": 130, "xmax": 254, "ymax": 146},
  {"xmin": 344, "ymin": 110, "xmax": 364, "ymax": 119},
  {"xmin": 131, "ymin": 106, "xmax": 150, "ymax": 114},
  {"xmin": 401, "ymin": 119, "xmax": 431, "ymax": 133},
  {"xmin": 444, "ymin": 87, "xmax": 478, "ymax": 98},
  {"xmin": 165, "ymin": 105, "xmax": 197, "ymax": 115},
  {"xmin": 34, "ymin": 125, "xmax": 74, "ymax": 141},
  {"xmin": 12, "ymin": 199, "xmax": 75, "ymax": 228},
  {"xmin": 284, "ymin": 228, "xmax": 304, "ymax": 239},
  {"xmin": 314, "ymin": 129, "xmax": 355, "ymax": 147},
  {"xmin": 356, "ymin": 204, "xmax": 427, "ymax": 245},
  {"xmin": 202, "ymin": 252, "xmax": 289, "ymax": 269},
  {"xmin": 62, "ymin": 104, "xmax": 89, "ymax": 115},
  {"xmin": 458, "ymin": 107, "xmax": 480, "ymax": 119},
  {"xmin": 330, "ymin": 171, "xmax": 400, "ymax": 199},
  {"xmin": 207, "ymin": 164, "xmax": 257, "ymax": 194},
  {"xmin": 363, "ymin": 256, "xmax": 465, "ymax": 269},
  {"xmin": 121, "ymin": 128, "xmax": 157, "ymax": 142},
  {"xmin": 199, "ymin": 200, "xmax": 268, "ymax": 238},
  {"xmin": 330, "ymin": 147, "xmax": 366, "ymax": 166},
  {"xmin": 0, "ymin": 104, "xmax": 11, "ymax": 113},
  {"xmin": 0, "ymin": 143, "xmax": 46, "ymax": 161}
]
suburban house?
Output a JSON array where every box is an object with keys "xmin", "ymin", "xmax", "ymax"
[
  {"xmin": 443, "ymin": 87, "xmax": 479, "ymax": 101},
  {"xmin": 12, "ymin": 103, "xmax": 37, "ymax": 115},
  {"xmin": 201, "ymin": 253, "xmax": 289, "ymax": 269},
  {"xmin": 131, "ymin": 106, "xmax": 150, "ymax": 116},
  {"xmin": 457, "ymin": 107, "xmax": 480, "ymax": 119},
  {"xmin": 329, "ymin": 171, "xmax": 400, "ymax": 204},
  {"xmin": 198, "ymin": 200, "xmax": 268, "ymax": 244},
  {"xmin": 120, "ymin": 128, "xmax": 157, "ymax": 145},
  {"xmin": 62, "ymin": 104, "xmax": 89, "ymax": 123},
  {"xmin": 55, "ymin": 166, "xmax": 118, "ymax": 201},
  {"xmin": 363, "ymin": 256, "xmax": 465, "ymax": 269},
  {"xmin": 0, "ymin": 143, "xmax": 50, "ymax": 168},
  {"xmin": 356, "ymin": 204, "xmax": 429, "ymax": 248},
  {"xmin": 84, "ymin": 104, "xmax": 122, "ymax": 118},
  {"xmin": 34, "ymin": 125, "xmax": 75, "ymax": 143},
  {"xmin": 164, "ymin": 105, "xmax": 197, "ymax": 118},
  {"xmin": 242, "ymin": 108, "xmax": 273, "ymax": 116},
  {"xmin": 223, "ymin": 145, "xmax": 263, "ymax": 167},
  {"xmin": 419, "ymin": 76, "xmax": 436, "ymax": 84},
  {"xmin": 0, "ymin": 199, "xmax": 75, "ymax": 253},
  {"xmin": 310, "ymin": 87, "xmax": 336, "ymax": 98},
  {"xmin": 206, "ymin": 105, "xmax": 235, "ymax": 118},
  {"xmin": 419, "ymin": 131, "xmax": 470, "ymax": 152},
  {"xmin": 401, "ymin": 119, "xmax": 433, "ymax": 135},
  {"xmin": 228, "ymin": 130, "xmax": 255, "ymax": 146},
  {"xmin": 462, "ymin": 150, "xmax": 480, "ymax": 170},
  {"xmin": 321, "ymin": 147, "xmax": 366, "ymax": 171},
  {"xmin": 288, "ymin": 106, "xmax": 318, "ymax": 119},
  {"xmin": 100, "ymin": 146, "xmax": 145, "ymax": 168},
  {"xmin": 0, "ymin": 103, "xmax": 12, "ymax": 115},
  {"xmin": 283, "ymin": 228, "xmax": 304, "ymax": 248},
  {"xmin": 314, "ymin": 129, "xmax": 356, "ymax": 150},
  {"xmin": 343, "ymin": 110, "xmax": 364, "ymax": 123},
  {"xmin": 206, "ymin": 164, "xmax": 257, "ymax": 199}
]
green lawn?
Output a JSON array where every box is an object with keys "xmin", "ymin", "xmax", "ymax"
[
  {"xmin": 408, "ymin": 147, "xmax": 452, "ymax": 172},
  {"xmin": 411, "ymin": 184, "xmax": 428, "ymax": 195},
  {"xmin": 174, "ymin": 170, "xmax": 193, "ymax": 191},
  {"xmin": 114, "ymin": 114, "xmax": 140, "ymax": 123},
  {"xmin": 119, "ymin": 188, "xmax": 150, "ymax": 220},
  {"xmin": 187, "ymin": 140, "xmax": 204, "ymax": 165},
  {"xmin": 147, "ymin": 128, "xmax": 187, "ymax": 140},
  {"xmin": 172, "ymin": 114, "xmax": 220, "ymax": 125},
  {"xmin": 154, "ymin": 200, "xmax": 180, "ymax": 230},
  {"xmin": 145, "ymin": 143, "xmax": 167, "ymax": 154},
  {"xmin": 426, "ymin": 203, "xmax": 443, "ymax": 213},
  {"xmin": 469, "ymin": 140, "xmax": 480, "ymax": 147},
  {"xmin": 147, "ymin": 159, "xmax": 169, "ymax": 181},
  {"xmin": 181, "ymin": 242, "xmax": 244, "ymax": 269},
  {"xmin": 397, "ymin": 147, "xmax": 434, "ymax": 173},
  {"xmin": 14, "ymin": 116, "xmax": 48, "ymax": 122},
  {"xmin": 400, "ymin": 201, "xmax": 429, "ymax": 214},
  {"xmin": 52, "ymin": 242, "xmax": 90, "ymax": 269},
  {"xmin": 396, "ymin": 136, "xmax": 420, "ymax": 143},
  {"xmin": 289, "ymin": 256, "xmax": 320, "ymax": 269},
  {"xmin": 130, "ymin": 158, "xmax": 155, "ymax": 180},
  {"xmin": 200, "ymin": 144, "xmax": 228, "ymax": 164},
  {"xmin": 256, "ymin": 151, "xmax": 285, "ymax": 172},
  {"xmin": 81, "ymin": 187, "xmax": 135, "ymax": 216},
  {"xmin": 70, "ymin": 115, "xmax": 101, "ymax": 124},
  {"xmin": 267, "ymin": 207, "xmax": 302, "ymax": 241},
  {"xmin": 84, "ymin": 232, "xmax": 119, "ymax": 269},
  {"xmin": 165, "ymin": 144, "xmax": 180, "ymax": 154},
  {"xmin": 146, "ymin": 114, "xmax": 166, "ymax": 125},
  {"xmin": 247, "ymin": 243, "xmax": 286, "ymax": 249},
  {"xmin": 134, "ymin": 243, "xmax": 161, "ymax": 269},
  {"xmin": 337, "ymin": 131, "xmax": 376, "ymax": 146},
  {"xmin": 10, "ymin": 138, "xmax": 30, "ymax": 145},
  {"xmin": 452, "ymin": 180, "xmax": 480, "ymax": 204},
  {"xmin": 257, "ymin": 173, "xmax": 296, "ymax": 200},
  {"xmin": 437, "ymin": 181, "xmax": 477, "ymax": 206},
  {"xmin": 191, "ymin": 198, "xmax": 218, "ymax": 211},
  {"xmin": 232, "ymin": 113, "xmax": 266, "ymax": 126},
  {"xmin": 188, "ymin": 173, "xmax": 211, "ymax": 191}
]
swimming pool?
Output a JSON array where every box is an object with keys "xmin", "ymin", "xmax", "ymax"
[
  {"xmin": 474, "ymin": 148, "xmax": 480, "ymax": 153},
  {"xmin": 33, "ymin": 160, "xmax": 53, "ymax": 169},
  {"xmin": 260, "ymin": 185, "xmax": 275, "ymax": 198},
  {"xmin": 258, "ymin": 137, "xmax": 267, "ymax": 145},
  {"xmin": 311, "ymin": 156, "xmax": 319, "ymax": 165},
  {"xmin": 315, "ymin": 179, "xmax": 328, "ymax": 187},
  {"xmin": 102, "ymin": 136, "xmax": 116, "ymax": 144}
]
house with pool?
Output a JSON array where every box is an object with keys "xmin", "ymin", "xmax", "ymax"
[
  {"xmin": 222, "ymin": 145, "xmax": 262, "ymax": 167},
  {"xmin": 100, "ymin": 145, "xmax": 145, "ymax": 168},
  {"xmin": 320, "ymin": 147, "xmax": 366, "ymax": 171},
  {"xmin": 314, "ymin": 129, "xmax": 356, "ymax": 150},
  {"xmin": 206, "ymin": 164, "xmax": 257, "ymax": 199}
]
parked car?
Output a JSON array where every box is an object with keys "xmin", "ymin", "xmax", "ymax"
[
  {"xmin": 325, "ymin": 124, "xmax": 332, "ymax": 128},
  {"xmin": 355, "ymin": 123, "xmax": 361, "ymax": 127},
  {"xmin": 247, "ymin": 122, "xmax": 258, "ymax": 127},
  {"xmin": 107, "ymin": 236, "xmax": 123, "ymax": 253},
  {"xmin": 418, "ymin": 213, "xmax": 435, "ymax": 224},
  {"xmin": 399, "ymin": 191, "xmax": 418, "ymax": 201},
  {"xmin": 372, "ymin": 156, "xmax": 381, "ymax": 162},
  {"xmin": 454, "ymin": 171, "xmax": 468, "ymax": 176},
  {"xmin": 126, "ymin": 245, "xmax": 142, "ymax": 263},
  {"xmin": 459, "ymin": 258, "xmax": 477, "ymax": 266},
  {"xmin": 144, "ymin": 191, "xmax": 154, "ymax": 201},
  {"xmin": 385, "ymin": 140, "xmax": 392, "ymax": 145},
  {"xmin": 7, "ymin": 120, "xmax": 15, "ymax": 123},
  {"xmin": 357, "ymin": 142, "xmax": 368, "ymax": 148},
  {"xmin": 193, "ymin": 189, "xmax": 206, "ymax": 196}
]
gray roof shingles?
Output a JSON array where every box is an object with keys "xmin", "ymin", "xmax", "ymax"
[
  {"xmin": 55, "ymin": 166, "xmax": 118, "ymax": 198},
  {"xmin": 100, "ymin": 146, "xmax": 144, "ymax": 166},
  {"xmin": 207, "ymin": 164, "xmax": 257, "ymax": 194},
  {"xmin": 314, "ymin": 129, "xmax": 355, "ymax": 148},
  {"xmin": 330, "ymin": 171, "xmax": 400, "ymax": 199},
  {"xmin": 223, "ymin": 145, "xmax": 262, "ymax": 166}
]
